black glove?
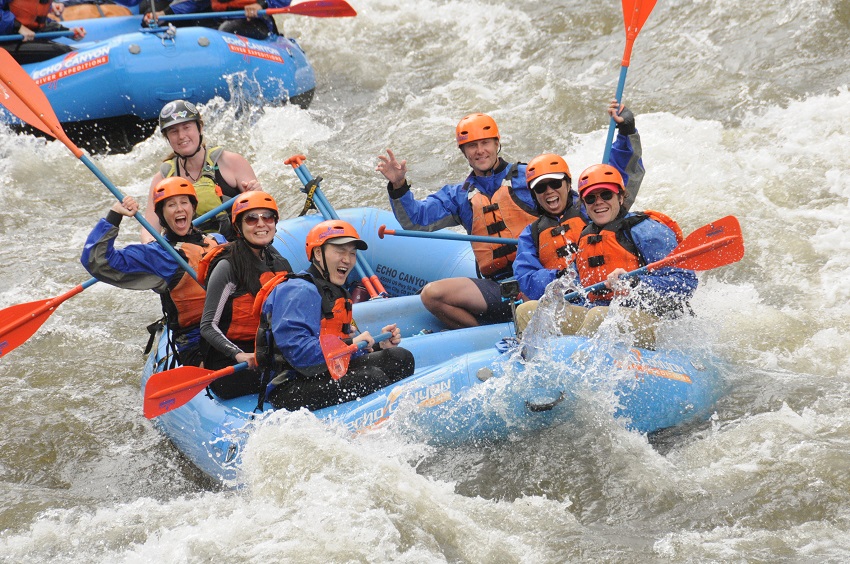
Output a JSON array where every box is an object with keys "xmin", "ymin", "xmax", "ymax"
[{"xmin": 616, "ymin": 107, "xmax": 636, "ymax": 136}]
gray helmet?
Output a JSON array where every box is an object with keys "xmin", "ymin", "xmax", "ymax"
[{"xmin": 159, "ymin": 100, "xmax": 202, "ymax": 133}]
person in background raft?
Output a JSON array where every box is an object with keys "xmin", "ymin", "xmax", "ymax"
[
  {"xmin": 516, "ymin": 164, "xmax": 697, "ymax": 349},
  {"xmin": 213, "ymin": 0, "xmax": 291, "ymax": 39},
  {"xmin": 199, "ymin": 191, "xmax": 291, "ymax": 399},
  {"xmin": 513, "ymin": 106, "xmax": 645, "ymax": 302},
  {"xmin": 81, "ymin": 178, "xmax": 225, "ymax": 367},
  {"xmin": 142, "ymin": 100, "xmax": 262, "ymax": 243},
  {"xmin": 141, "ymin": 0, "xmax": 214, "ymax": 28},
  {"xmin": 0, "ymin": 0, "xmax": 85, "ymax": 64},
  {"xmin": 376, "ymin": 101, "xmax": 642, "ymax": 329},
  {"xmin": 254, "ymin": 220, "xmax": 415, "ymax": 411}
]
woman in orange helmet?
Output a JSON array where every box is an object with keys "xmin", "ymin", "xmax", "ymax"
[
  {"xmin": 81, "ymin": 177, "xmax": 225, "ymax": 367},
  {"xmin": 198, "ymin": 191, "xmax": 291, "ymax": 399}
]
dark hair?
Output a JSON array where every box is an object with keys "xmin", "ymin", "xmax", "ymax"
[{"xmin": 207, "ymin": 239, "xmax": 265, "ymax": 296}]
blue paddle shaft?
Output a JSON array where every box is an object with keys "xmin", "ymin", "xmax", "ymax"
[
  {"xmin": 602, "ymin": 64, "xmax": 629, "ymax": 165},
  {"xmin": 385, "ymin": 228, "xmax": 517, "ymax": 246},
  {"xmin": 80, "ymin": 154, "xmax": 199, "ymax": 282},
  {"xmin": 292, "ymin": 164, "xmax": 381, "ymax": 292}
]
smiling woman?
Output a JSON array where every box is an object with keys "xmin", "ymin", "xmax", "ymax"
[
  {"xmin": 198, "ymin": 191, "xmax": 292, "ymax": 400},
  {"xmin": 80, "ymin": 177, "xmax": 225, "ymax": 367},
  {"xmin": 143, "ymin": 100, "xmax": 263, "ymax": 242}
]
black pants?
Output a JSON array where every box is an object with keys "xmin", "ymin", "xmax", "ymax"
[
  {"xmin": 204, "ymin": 339, "xmax": 264, "ymax": 400},
  {"xmin": 269, "ymin": 347, "xmax": 415, "ymax": 411},
  {"xmin": 218, "ymin": 18, "xmax": 272, "ymax": 40},
  {"xmin": 1, "ymin": 41, "xmax": 75, "ymax": 65}
]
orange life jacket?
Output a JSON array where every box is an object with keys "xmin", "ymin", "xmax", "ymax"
[
  {"xmin": 11, "ymin": 0, "xmax": 52, "ymax": 30},
  {"xmin": 167, "ymin": 236, "xmax": 221, "ymax": 329},
  {"xmin": 468, "ymin": 165, "xmax": 538, "ymax": 278},
  {"xmin": 198, "ymin": 244, "xmax": 288, "ymax": 343},
  {"xmin": 575, "ymin": 211, "xmax": 683, "ymax": 303},
  {"xmin": 253, "ymin": 271, "xmax": 353, "ymax": 374},
  {"xmin": 529, "ymin": 209, "xmax": 587, "ymax": 271},
  {"xmin": 211, "ymin": 0, "xmax": 256, "ymax": 11}
]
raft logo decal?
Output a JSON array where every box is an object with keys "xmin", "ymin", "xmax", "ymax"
[
  {"xmin": 374, "ymin": 263, "xmax": 428, "ymax": 295},
  {"xmin": 31, "ymin": 46, "xmax": 110, "ymax": 86},
  {"xmin": 615, "ymin": 348, "xmax": 692, "ymax": 384},
  {"xmin": 347, "ymin": 378, "xmax": 453, "ymax": 433},
  {"xmin": 222, "ymin": 36, "xmax": 284, "ymax": 63}
]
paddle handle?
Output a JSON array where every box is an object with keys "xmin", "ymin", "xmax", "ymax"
[
  {"xmin": 192, "ymin": 196, "xmax": 237, "ymax": 226},
  {"xmin": 602, "ymin": 65, "xmax": 629, "ymax": 165}
]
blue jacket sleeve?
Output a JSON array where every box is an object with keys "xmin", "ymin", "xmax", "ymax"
[
  {"xmin": 388, "ymin": 181, "xmax": 469, "ymax": 232},
  {"xmin": 265, "ymin": 0, "xmax": 292, "ymax": 7},
  {"xmin": 1, "ymin": 0, "xmax": 19, "ymax": 34},
  {"xmin": 513, "ymin": 224, "xmax": 557, "ymax": 301},
  {"xmin": 266, "ymin": 279, "xmax": 327, "ymax": 371},
  {"xmin": 80, "ymin": 217, "xmax": 179, "ymax": 292},
  {"xmin": 608, "ymin": 130, "xmax": 645, "ymax": 211},
  {"xmin": 387, "ymin": 162, "xmax": 530, "ymax": 234},
  {"xmin": 631, "ymin": 220, "xmax": 698, "ymax": 299}
]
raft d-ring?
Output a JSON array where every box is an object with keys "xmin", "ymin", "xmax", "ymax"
[{"xmin": 160, "ymin": 23, "xmax": 177, "ymax": 45}]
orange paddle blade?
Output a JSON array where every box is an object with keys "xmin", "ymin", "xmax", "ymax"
[
  {"xmin": 660, "ymin": 216, "xmax": 744, "ymax": 272},
  {"xmin": 143, "ymin": 362, "xmax": 247, "ymax": 418},
  {"xmin": 622, "ymin": 0, "xmax": 657, "ymax": 37},
  {"xmin": 267, "ymin": 0, "xmax": 356, "ymax": 17},
  {"xmin": 0, "ymin": 49, "xmax": 76, "ymax": 151},
  {"xmin": 0, "ymin": 284, "xmax": 87, "ymax": 357},
  {"xmin": 0, "ymin": 299, "xmax": 57, "ymax": 358},
  {"xmin": 320, "ymin": 335, "xmax": 355, "ymax": 380}
]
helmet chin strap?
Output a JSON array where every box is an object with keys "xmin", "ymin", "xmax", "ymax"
[{"xmin": 313, "ymin": 246, "xmax": 332, "ymax": 282}]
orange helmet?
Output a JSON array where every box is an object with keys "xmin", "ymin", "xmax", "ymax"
[
  {"xmin": 455, "ymin": 113, "xmax": 500, "ymax": 147},
  {"xmin": 526, "ymin": 153, "xmax": 571, "ymax": 191},
  {"xmin": 576, "ymin": 164, "xmax": 625, "ymax": 197},
  {"xmin": 305, "ymin": 220, "xmax": 368, "ymax": 261},
  {"xmin": 152, "ymin": 176, "xmax": 197, "ymax": 209},
  {"xmin": 231, "ymin": 191, "xmax": 279, "ymax": 225}
]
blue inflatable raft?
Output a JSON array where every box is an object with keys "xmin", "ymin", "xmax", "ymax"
[
  {"xmin": 1, "ymin": 16, "xmax": 315, "ymax": 153},
  {"xmin": 141, "ymin": 207, "xmax": 726, "ymax": 484}
]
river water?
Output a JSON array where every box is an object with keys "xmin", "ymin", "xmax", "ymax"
[{"xmin": 2, "ymin": 0, "xmax": 850, "ymax": 561}]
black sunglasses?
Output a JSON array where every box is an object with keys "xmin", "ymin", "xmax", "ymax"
[
  {"xmin": 532, "ymin": 179, "xmax": 565, "ymax": 195},
  {"xmin": 582, "ymin": 190, "xmax": 616, "ymax": 205}
]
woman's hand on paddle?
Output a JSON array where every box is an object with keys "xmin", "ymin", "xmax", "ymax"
[
  {"xmin": 111, "ymin": 195, "xmax": 139, "ymax": 217},
  {"xmin": 376, "ymin": 149, "xmax": 408, "ymax": 190},
  {"xmin": 235, "ymin": 352, "xmax": 257, "ymax": 369},
  {"xmin": 378, "ymin": 324, "xmax": 401, "ymax": 349},
  {"xmin": 71, "ymin": 26, "xmax": 85, "ymax": 41},
  {"xmin": 608, "ymin": 99, "xmax": 636, "ymax": 135},
  {"xmin": 605, "ymin": 268, "xmax": 634, "ymax": 296}
]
